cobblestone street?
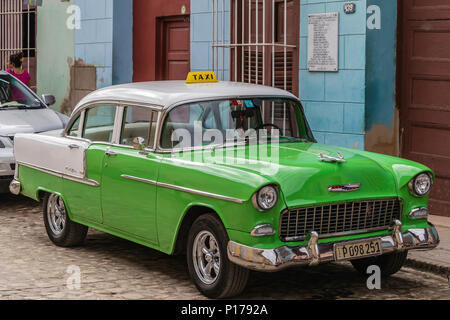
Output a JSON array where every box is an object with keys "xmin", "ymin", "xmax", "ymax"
[{"xmin": 0, "ymin": 194, "xmax": 449, "ymax": 300}]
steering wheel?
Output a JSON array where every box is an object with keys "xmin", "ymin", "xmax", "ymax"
[{"xmin": 255, "ymin": 123, "xmax": 282, "ymax": 132}]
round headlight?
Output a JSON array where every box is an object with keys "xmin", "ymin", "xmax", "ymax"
[
  {"xmin": 254, "ymin": 185, "xmax": 278, "ymax": 211},
  {"xmin": 409, "ymin": 173, "xmax": 432, "ymax": 197}
]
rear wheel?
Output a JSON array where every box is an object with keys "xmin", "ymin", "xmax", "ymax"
[
  {"xmin": 43, "ymin": 193, "xmax": 88, "ymax": 247},
  {"xmin": 187, "ymin": 214, "xmax": 249, "ymax": 299},
  {"xmin": 351, "ymin": 251, "xmax": 408, "ymax": 277}
]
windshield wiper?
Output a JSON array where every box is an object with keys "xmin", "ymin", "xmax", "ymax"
[
  {"xmin": 0, "ymin": 102, "xmax": 29, "ymax": 109},
  {"xmin": 0, "ymin": 102, "xmax": 43, "ymax": 109}
]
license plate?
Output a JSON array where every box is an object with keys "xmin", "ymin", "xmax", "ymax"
[{"xmin": 334, "ymin": 239, "xmax": 382, "ymax": 261}]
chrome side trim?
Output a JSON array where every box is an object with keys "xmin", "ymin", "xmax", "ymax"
[
  {"xmin": 227, "ymin": 223, "xmax": 440, "ymax": 272},
  {"xmin": 121, "ymin": 174, "xmax": 157, "ymax": 186},
  {"xmin": 121, "ymin": 174, "xmax": 243, "ymax": 204},
  {"xmin": 18, "ymin": 162, "xmax": 100, "ymax": 187}
]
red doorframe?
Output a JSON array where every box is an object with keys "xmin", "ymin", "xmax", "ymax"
[
  {"xmin": 133, "ymin": 0, "xmax": 190, "ymax": 82},
  {"xmin": 155, "ymin": 15, "xmax": 191, "ymax": 80}
]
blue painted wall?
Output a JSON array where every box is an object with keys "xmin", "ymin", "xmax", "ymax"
[
  {"xmin": 112, "ymin": 0, "xmax": 133, "ymax": 85},
  {"xmin": 191, "ymin": 0, "xmax": 230, "ymax": 80},
  {"xmin": 366, "ymin": 0, "xmax": 396, "ymax": 131},
  {"xmin": 74, "ymin": 0, "xmax": 114, "ymax": 89},
  {"xmin": 300, "ymin": 0, "xmax": 367, "ymax": 150}
]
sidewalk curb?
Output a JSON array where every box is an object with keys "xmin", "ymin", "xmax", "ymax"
[{"xmin": 405, "ymin": 258, "xmax": 449, "ymax": 277}]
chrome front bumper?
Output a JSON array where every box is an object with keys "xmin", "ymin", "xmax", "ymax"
[{"xmin": 227, "ymin": 221, "xmax": 440, "ymax": 272}]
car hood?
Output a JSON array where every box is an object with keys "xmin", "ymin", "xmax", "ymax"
[
  {"xmin": 0, "ymin": 108, "xmax": 65, "ymax": 136},
  {"xmin": 205, "ymin": 142, "xmax": 428, "ymax": 208}
]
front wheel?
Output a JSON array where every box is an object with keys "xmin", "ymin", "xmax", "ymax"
[
  {"xmin": 43, "ymin": 193, "xmax": 88, "ymax": 247},
  {"xmin": 187, "ymin": 214, "xmax": 249, "ymax": 299},
  {"xmin": 351, "ymin": 251, "xmax": 408, "ymax": 277}
]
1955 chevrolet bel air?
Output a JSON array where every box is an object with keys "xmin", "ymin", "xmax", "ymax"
[{"xmin": 10, "ymin": 73, "xmax": 439, "ymax": 298}]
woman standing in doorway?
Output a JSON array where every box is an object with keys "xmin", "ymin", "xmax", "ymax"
[{"xmin": 6, "ymin": 52, "xmax": 31, "ymax": 87}]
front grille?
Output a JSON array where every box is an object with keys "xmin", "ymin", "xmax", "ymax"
[{"xmin": 279, "ymin": 199, "xmax": 402, "ymax": 241}]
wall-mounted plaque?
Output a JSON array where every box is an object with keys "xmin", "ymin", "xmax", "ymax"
[{"xmin": 308, "ymin": 12, "xmax": 339, "ymax": 72}]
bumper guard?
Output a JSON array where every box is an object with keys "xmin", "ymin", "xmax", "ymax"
[{"xmin": 227, "ymin": 220, "xmax": 440, "ymax": 272}]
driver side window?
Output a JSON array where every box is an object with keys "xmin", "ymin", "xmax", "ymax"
[
  {"xmin": 82, "ymin": 105, "xmax": 117, "ymax": 142},
  {"xmin": 120, "ymin": 106, "xmax": 157, "ymax": 148}
]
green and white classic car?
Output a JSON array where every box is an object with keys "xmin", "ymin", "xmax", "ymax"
[{"xmin": 10, "ymin": 74, "xmax": 439, "ymax": 298}]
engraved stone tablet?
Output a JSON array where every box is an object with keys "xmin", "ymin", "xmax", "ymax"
[{"xmin": 308, "ymin": 12, "xmax": 339, "ymax": 72}]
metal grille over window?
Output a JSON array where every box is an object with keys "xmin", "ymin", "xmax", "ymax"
[
  {"xmin": 211, "ymin": 0, "xmax": 299, "ymax": 96},
  {"xmin": 279, "ymin": 199, "xmax": 403, "ymax": 241},
  {"xmin": 0, "ymin": 0, "xmax": 36, "ymax": 91}
]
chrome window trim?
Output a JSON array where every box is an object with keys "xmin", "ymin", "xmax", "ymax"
[
  {"xmin": 121, "ymin": 174, "xmax": 243, "ymax": 204},
  {"xmin": 112, "ymin": 106, "xmax": 125, "ymax": 144},
  {"xmin": 17, "ymin": 161, "xmax": 100, "ymax": 187}
]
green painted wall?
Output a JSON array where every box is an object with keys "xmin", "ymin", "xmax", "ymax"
[{"xmin": 37, "ymin": 0, "xmax": 74, "ymax": 114}]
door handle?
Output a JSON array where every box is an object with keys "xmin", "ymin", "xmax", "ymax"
[
  {"xmin": 68, "ymin": 144, "xmax": 80, "ymax": 149},
  {"xmin": 105, "ymin": 150, "xmax": 118, "ymax": 157}
]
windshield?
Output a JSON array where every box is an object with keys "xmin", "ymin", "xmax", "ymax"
[
  {"xmin": 160, "ymin": 98, "xmax": 314, "ymax": 149},
  {"xmin": 0, "ymin": 74, "xmax": 43, "ymax": 110}
]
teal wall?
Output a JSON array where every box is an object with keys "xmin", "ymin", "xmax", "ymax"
[
  {"xmin": 365, "ymin": 0, "xmax": 398, "ymax": 155},
  {"xmin": 36, "ymin": 0, "xmax": 74, "ymax": 112},
  {"xmin": 74, "ymin": 0, "xmax": 114, "ymax": 89},
  {"xmin": 112, "ymin": 0, "xmax": 133, "ymax": 85},
  {"xmin": 300, "ymin": 0, "xmax": 367, "ymax": 150},
  {"xmin": 366, "ymin": 0, "xmax": 397, "ymax": 131}
]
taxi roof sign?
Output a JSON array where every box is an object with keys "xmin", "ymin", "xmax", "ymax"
[{"xmin": 186, "ymin": 71, "xmax": 219, "ymax": 84}]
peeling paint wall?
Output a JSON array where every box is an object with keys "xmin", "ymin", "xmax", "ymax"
[
  {"xmin": 36, "ymin": 0, "xmax": 75, "ymax": 114},
  {"xmin": 365, "ymin": 0, "xmax": 398, "ymax": 156}
]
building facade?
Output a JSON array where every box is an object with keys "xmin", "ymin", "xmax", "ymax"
[{"xmin": 2, "ymin": 0, "xmax": 447, "ymax": 216}]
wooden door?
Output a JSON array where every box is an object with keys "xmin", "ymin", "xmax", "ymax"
[
  {"xmin": 400, "ymin": 0, "xmax": 450, "ymax": 217},
  {"xmin": 157, "ymin": 16, "xmax": 190, "ymax": 80}
]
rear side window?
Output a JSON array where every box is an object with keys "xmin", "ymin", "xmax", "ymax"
[{"xmin": 82, "ymin": 105, "xmax": 116, "ymax": 142}]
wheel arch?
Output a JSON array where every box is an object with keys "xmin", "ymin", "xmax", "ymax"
[
  {"xmin": 172, "ymin": 204, "xmax": 227, "ymax": 256},
  {"xmin": 36, "ymin": 188, "xmax": 74, "ymax": 220}
]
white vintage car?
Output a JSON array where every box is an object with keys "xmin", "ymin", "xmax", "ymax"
[{"xmin": 0, "ymin": 70, "xmax": 68, "ymax": 192}]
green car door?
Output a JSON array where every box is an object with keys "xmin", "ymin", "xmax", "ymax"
[{"xmin": 100, "ymin": 106, "xmax": 160, "ymax": 244}]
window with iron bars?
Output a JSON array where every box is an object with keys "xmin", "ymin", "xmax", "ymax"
[
  {"xmin": 211, "ymin": 0, "xmax": 299, "ymax": 96},
  {"xmin": 0, "ymin": 0, "xmax": 37, "ymax": 90}
]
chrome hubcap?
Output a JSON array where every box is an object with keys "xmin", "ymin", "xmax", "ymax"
[
  {"xmin": 192, "ymin": 231, "xmax": 221, "ymax": 285},
  {"xmin": 47, "ymin": 194, "xmax": 67, "ymax": 236}
]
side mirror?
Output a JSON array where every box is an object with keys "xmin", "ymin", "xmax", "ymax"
[
  {"xmin": 42, "ymin": 94, "xmax": 56, "ymax": 106},
  {"xmin": 132, "ymin": 137, "xmax": 147, "ymax": 152}
]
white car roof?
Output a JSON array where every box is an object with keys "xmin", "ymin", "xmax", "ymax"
[{"xmin": 73, "ymin": 80, "xmax": 298, "ymax": 114}]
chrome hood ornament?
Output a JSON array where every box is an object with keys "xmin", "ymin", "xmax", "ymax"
[{"xmin": 319, "ymin": 152, "xmax": 346, "ymax": 163}]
